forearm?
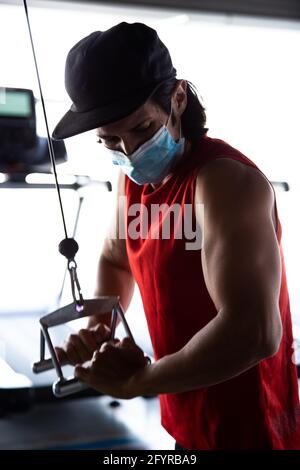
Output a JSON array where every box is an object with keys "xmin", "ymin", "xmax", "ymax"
[
  {"xmin": 88, "ymin": 254, "xmax": 135, "ymax": 329},
  {"xmin": 132, "ymin": 308, "xmax": 276, "ymax": 396}
]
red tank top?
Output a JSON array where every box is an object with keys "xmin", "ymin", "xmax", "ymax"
[{"xmin": 125, "ymin": 134, "xmax": 300, "ymax": 449}]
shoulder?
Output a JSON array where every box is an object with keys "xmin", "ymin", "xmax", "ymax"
[{"xmin": 196, "ymin": 157, "xmax": 275, "ymax": 212}]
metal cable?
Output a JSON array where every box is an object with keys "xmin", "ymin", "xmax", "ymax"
[{"xmin": 23, "ymin": 0, "xmax": 68, "ymax": 239}]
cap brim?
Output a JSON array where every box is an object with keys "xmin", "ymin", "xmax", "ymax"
[{"xmin": 52, "ymin": 81, "xmax": 168, "ymax": 140}]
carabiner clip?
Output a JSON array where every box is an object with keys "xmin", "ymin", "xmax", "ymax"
[{"xmin": 67, "ymin": 259, "xmax": 84, "ymax": 309}]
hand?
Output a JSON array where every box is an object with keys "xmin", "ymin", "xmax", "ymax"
[
  {"xmin": 55, "ymin": 323, "xmax": 111, "ymax": 366},
  {"xmin": 74, "ymin": 337, "xmax": 150, "ymax": 399}
]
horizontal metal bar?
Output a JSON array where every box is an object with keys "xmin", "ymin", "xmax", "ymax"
[
  {"xmin": 40, "ymin": 296, "xmax": 119, "ymax": 328},
  {"xmin": 0, "ymin": 180, "xmax": 111, "ymax": 191},
  {"xmin": 32, "ymin": 358, "xmax": 54, "ymax": 373},
  {"xmin": 52, "ymin": 377, "xmax": 88, "ymax": 397}
]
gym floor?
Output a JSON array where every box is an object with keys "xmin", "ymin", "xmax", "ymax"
[{"xmin": 0, "ymin": 394, "xmax": 173, "ymax": 450}]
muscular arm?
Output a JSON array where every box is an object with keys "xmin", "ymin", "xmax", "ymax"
[
  {"xmin": 132, "ymin": 158, "xmax": 283, "ymax": 396},
  {"xmin": 88, "ymin": 171, "xmax": 135, "ymax": 329},
  {"xmin": 55, "ymin": 170, "xmax": 135, "ymax": 367}
]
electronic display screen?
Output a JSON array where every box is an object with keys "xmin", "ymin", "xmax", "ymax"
[{"xmin": 0, "ymin": 89, "xmax": 32, "ymax": 118}]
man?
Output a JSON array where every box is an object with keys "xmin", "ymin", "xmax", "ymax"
[{"xmin": 52, "ymin": 22, "xmax": 300, "ymax": 450}]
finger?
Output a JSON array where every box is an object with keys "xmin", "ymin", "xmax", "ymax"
[
  {"xmin": 111, "ymin": 338, "xmax": 120, "ymax": 345},
  {"xmin": 119, "ymin": 337, "xmax": 135, "ymax": 348},
  {"xmin": 116, "ymin": 338, "xmax": 148, "ymax": 365},
  {"xmin": 78, "ymin": 329, "xmax": 98, "ymax": 355},
  {"xmin": 65, "ymin": 339, "xmax": 82, "ymax": 365},
  {"xmin": 118, "ymin": 337, "xmax": 142, "ymax": 355},
  {"xmin": 74, "ymin": 363, "xmax": 103, "ymax": 391},
  {"xmin": 68, "ymin": 334, "xmax": 91, "ymax": 363},
  {"xmin": 92, "ymin": 350, "xmax": 101, "ymax": 361},
  {"xmin": 92, "ymin": 323, "xmax": 111, "ymax": 344},
  {"xmin": 74, "ymin": 365, "xmax": 90, "ymax": 383},
  {"xmin": 55, "ymin": 346, "xmax": 68, "ymax": 365},
  {"xmin": 99, "ymin": 341, "xmax": 116, "ymax": 353}
]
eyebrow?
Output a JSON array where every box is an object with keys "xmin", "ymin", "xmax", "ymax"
[{"xmin": 97, "ymin": 117, "xmax": 151, "ymax": 139}]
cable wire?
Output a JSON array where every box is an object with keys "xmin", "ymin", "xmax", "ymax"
[{"xmin": 23, "ymin": 0, "xmax": 68, "ymax": 239}]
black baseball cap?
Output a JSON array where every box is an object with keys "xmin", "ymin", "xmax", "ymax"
[{"xmin": 52, "ymin": 22, "xmax": 177, "ymax": 140}]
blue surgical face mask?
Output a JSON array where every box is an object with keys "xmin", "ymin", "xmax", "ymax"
[{"xmin": 105, "ymin": 119, "xmax": 185, "ymax": 185}]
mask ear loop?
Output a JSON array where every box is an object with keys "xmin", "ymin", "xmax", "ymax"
[{"xmin": 166, "ymin": 110, "xmax": 183, "ymax": 143}]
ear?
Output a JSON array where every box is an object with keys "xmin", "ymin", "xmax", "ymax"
[{"xmin": 171, "ymin": 79, "xmax": 188, "ymax": 119}]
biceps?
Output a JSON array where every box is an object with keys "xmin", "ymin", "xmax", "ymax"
[{"xmin": 201, "ymin": 222, "xmax": 282, "ymax": 313}]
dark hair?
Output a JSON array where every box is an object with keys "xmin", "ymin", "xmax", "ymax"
[{"xmin": 150, "ymin": 78, "xmax": 207, "ymax": 144}]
